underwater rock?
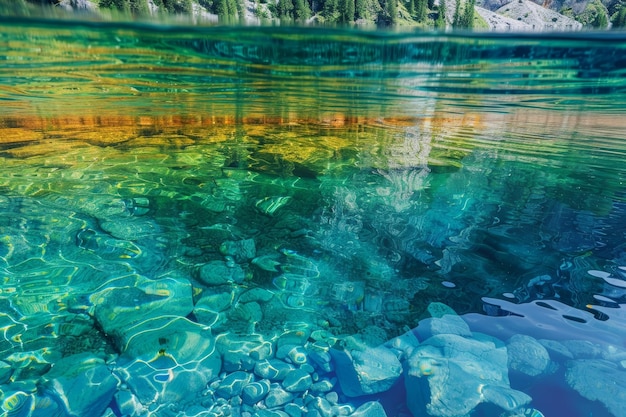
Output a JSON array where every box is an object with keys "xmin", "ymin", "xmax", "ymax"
[
  {"xmin": 330, "ymin": 345, "xmax": 402, "ymax": 397},
  {"xmin": 42, "ymin": 352, "xmax": 117, "ymax": 417},
  {"xmin": 114, "ymin": 389, "xmax": 145, "ymax": 417},
  {"xmin": 92, "ymin": 275, "xmax": 194, "ymax": 353},
  {"xmin": 386, "ymin": 330, "xmax": 420, "ymax": 361},
  {"xmin": 281, "ymin": 368, "xmax": 312, "ymax": 392},
  {"xmin": 566, "ymin": 359, "xmax": 626, "ymax": 417},
  {"xmin": 283, "ymin": 402, "xmax": 305, "ymax": 417},
  {"xmin": 3, "ymin": 347, "xmax": 55, "ymax": 381},
  {"xmin": 242, "ymin": 379, "xmax": 271, "ymax": 405},
  {"xmin": 75, "ymin": 227, "xmax": 142, "ymax": 261},
  {"xmin": 538, "ymin": 339, "xmax": 574, "ymax": 360},
  {"xmin": 561, "ymin": 340, "xmax": 603, "ymax": 359},
  {"xmin": 306, "ymin": 395, "xmax": 334, "ymax": 417},
  {"xmin": 382, "ymin": 297, "xmax": 412, "ymax": 323},
  {"xmin": 100, "ymin": 217, "xmax": 159, "ymax": 241},
  {"xmin": 0, "ymin": 390, "xmax": 36, "ymax": 417},
  {"xmin": 276, "ymin": 343, "xmax": 299, "ymax": 359},
  {"xmin": 254, "ymin": 359, "xmax": 295, "ymax": 381},
  {"xmin": 222, "ymin": 350, "xmax": 257, "ymax": 372},
  {"xmin": 193, "ymin": 308, "xmax": 223, "ymax": 329},
  {"xmin": 195, "ymin": 290, "xmax": 235, "ymax": 313},
  {"xmin": 279, "ymin": 345, "xmax": 308, "ymax": 365},
  {"xmin": 277, "ymin": 329, "xmax": 311, "ymax": 348},
  {"xmin": 263, "ymin": 383, "xmax": 294, "ymax": 408},
  {"xmin": 427, "ymin": 302, "xmax": 458, "ymax": 318},
  {"xmin": 113, "ymin": 319, "xmax": 221, "ymax": 407},
  {"xmin": 406, "ymin": 333, "xmax": 531, "ymax": 417},
  {"xmin": 239, "ymin": 287, "xmax": 274, "ymax": 303},
  {"xmin": 36, "ymin": 393, "xmax": 71, "ymax": 416},
  {"xmin": 122, "ymin": 316, "xmax": 219, "ymax": 361},
  {"xmin": 506, "ymin": 334, "xmax": 551, "ymax": 376},
  {"xmin": 229, "ymin": 301, "xmax": 263, "ymax": 324},
  {"xmin": 255, "ymin": 409, "xmax": 291, "ymax": 417},
  {"xmin": 425, "ymin": 314, "xmax": 472, "ymax": 338},
  {"xmin": 99, "ymin": 407, "xmax": 122, "ymax": 417},
  {"xmin": 0, "ymin": 360, "xmax": 13, "ymax": 384},
  {"xmin": 351, "ymin": 401, "xmax": 388, "ymax": 417},
  {"xmin": 220, "ymin": 238, "xmax": 256, "ymax": 261},
  {"xmin": 217, "ymin": 334, "xmax": 274, "ymax": 367},
  {"xmin": 115, "ymin": 352, "xmax": 214, "ymax": 407},
  {"xmin": 309, "ymin": 329, "xmax": 338, "ymax": 345},
  {"xmin": 198, "ymin": 260, "xmax": 246, "ymax": 286},
  {"xmin": 194, "ymin": 291, "xmax": 234, "ymax": 329},
  {"xmin": 218, "ymin": 337, "xmax": 268, "ymax": 373},
  {"xmin": 216, "ymin": 371, "xmax": 255, "ymax": 399},
  {"xmin": 310, "ymin": 378, "xmax": 336, "ymax": 393},
  {"xmin": 308, "ymin": 348, "xmax": 333, "ymax": 373}
]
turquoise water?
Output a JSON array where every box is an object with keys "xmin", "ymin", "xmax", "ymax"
[{"xmin": 1, "ymin": 19, "xmax": 626, "ymax": 417}]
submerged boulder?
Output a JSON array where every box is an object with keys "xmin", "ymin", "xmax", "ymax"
[
  {"xmin": 506, "ymin": 334, "xmax": 551, "ymax": 377},
  {"xmin": 330, "ymin": 344, "xmax": 402, "ymax": 397},
  {"xmin": 220, "ymin": 238, "xmax": 256, "ymax": 261},
  {"xmin": 405, "ymin": 333, "xmax": 531, "ymax": 417},
  {"xmin": 426, "ymin": 313, "xmax": 472, "ymax": 338},
  {"xmin": 197, "ymin": 260, "xmax": 246, "ymax": 286},
  {"xmin": 351, "ymin": 401, "xmax": 388, "ymax": 417},
  {"xmin": 42, "ymin": 352, "xmax": 118, "ymax": 417},
  {"xmin": 112, "ymin": 317, "xmax": 221, "ymax": 408},
  {"xmin": 566, "ymin": 359, "xmax": 626, "ymax": 417},
  {"xmin": 91, "ymin": 274, "xmax": 194, "ymax": 354}
]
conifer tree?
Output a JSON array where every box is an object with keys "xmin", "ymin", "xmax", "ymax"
[
  {"xmin": 435, "ymin": 0, "xmax": 446, "ymax": 28},
  {"xmin": 452, "ymin": 0, "xmax": 461, "ymax": 27},
  {"xmin": 355, "ymin": 0, "xmax": 366, "ymax": 18},
  {"xmin": 278, "ymin": 0, "xmax": 294, "ymax": 18},
  {"xmin": 231, "ymin": 0, "xmax": 239, "ymax": 15},
  {"xmin": 216, "ymin": 0, "xmax": 238, "ymax": 21},
  {"xmin": 595, "ymin": 10, "xmax": 608, "ymax": 27},
  {"xmin": 463, "ymin": 0, "xmax": 475, "ymax": 28},
  {"xmin": 613, "ymin": 5, "xmax": 626, "ymax": 27},
  {"xmin": 294, "ymin": 0, "xmax": 312, "ymax": 21},
  {"xmin": 414, "ymin": 0, "xmax": 427, "ymax": 21},
  {"xmin": 388, "ymin": 0, "xmax": 397, "ymax": 24},
  {"xmin": 340, "ymin": 0, "xmax": 355, "ymax": 22},
  {"xmin": 453, "ymin": 0, "xmax": 474, "ymax": 28},
  {"xmin": 131, "ymin": 0, "xmax": 150, "ymax": 15},
  {"xmin": 323, "ymin": 0, "xmax": 340, "ymax": 21},
  {"xmin": 235, "ymin": 0, "xmax": 245, "ymax": 20},
  {"xmin": 100, "ymin": 0, "xmax": 130, "ymax": 13}
]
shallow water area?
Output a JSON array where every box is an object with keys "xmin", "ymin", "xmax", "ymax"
[{"xmin": 1, "ymin": 18, "xmax": 626, "ymax": 417}]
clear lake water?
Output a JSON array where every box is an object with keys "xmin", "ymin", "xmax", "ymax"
[{"xmin": 1, "ymin": 19, "xmax": 626, "ymax": 417}]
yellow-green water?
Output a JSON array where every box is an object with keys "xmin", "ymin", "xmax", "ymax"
[{"xmin": 1, "ymin": 18, "xmax": 626, "ymax": 417}]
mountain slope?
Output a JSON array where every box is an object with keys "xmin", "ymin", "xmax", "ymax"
[{"xmin": 495, "ymin": 0, "xmax": 583, "ymax": 29}]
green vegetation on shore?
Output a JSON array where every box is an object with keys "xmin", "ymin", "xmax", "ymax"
[{"xmin": 1, "ymin": 0, "xmax": 626, "ymax": 28}]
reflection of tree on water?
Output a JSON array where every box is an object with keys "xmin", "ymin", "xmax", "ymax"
[{"xmin": 306, "ymin": 114, "xmax": 625, "ymax": 324}]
